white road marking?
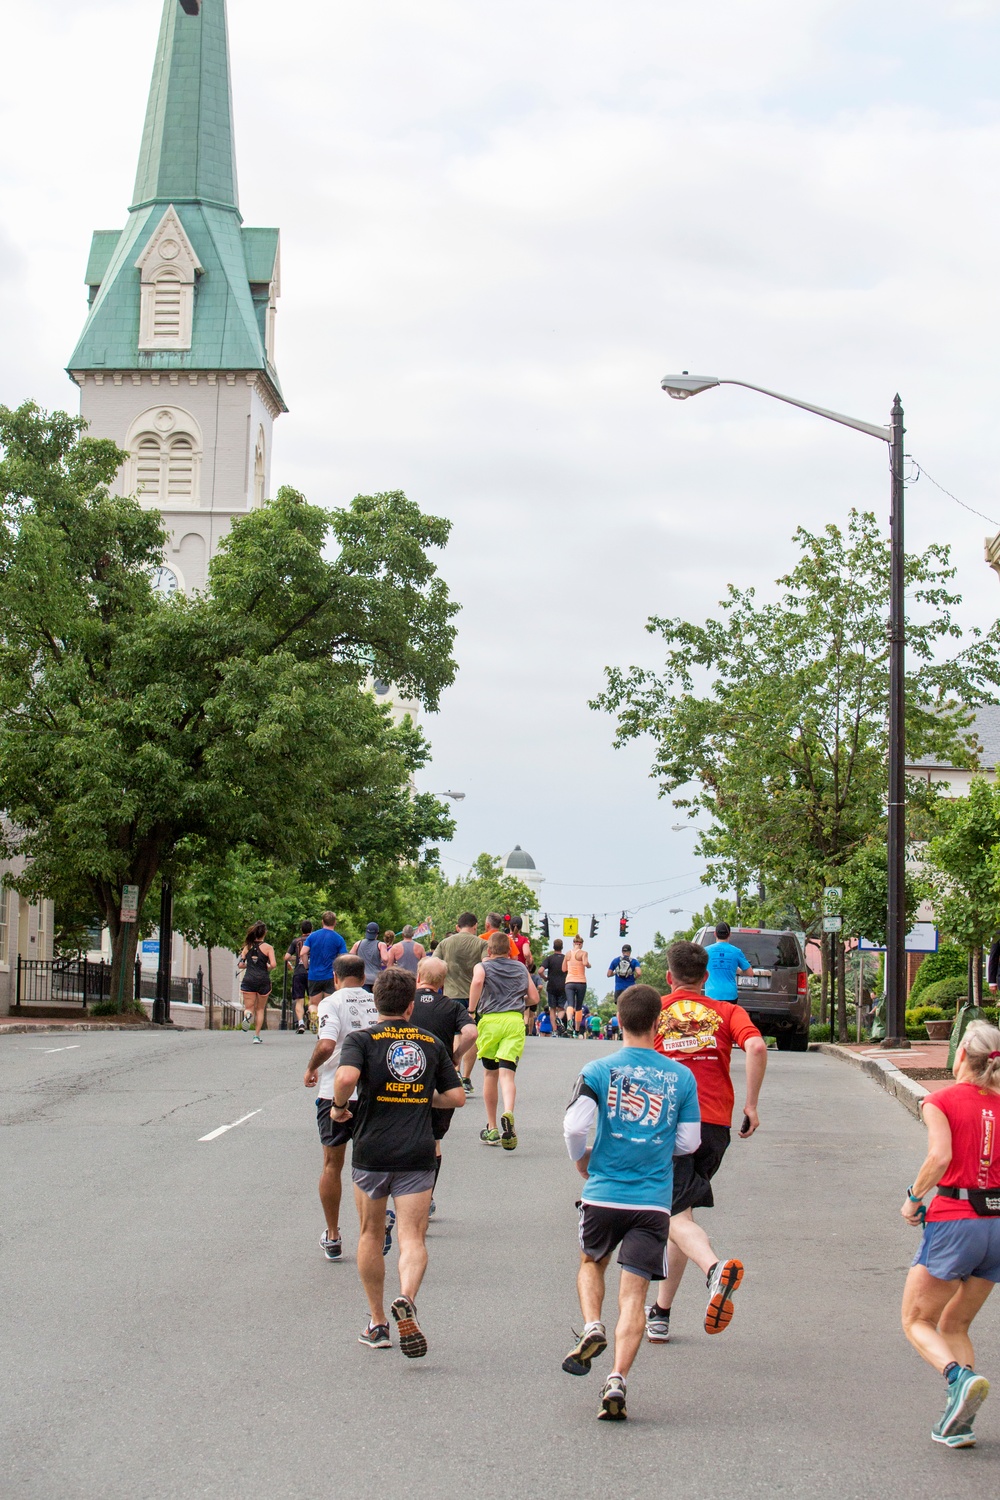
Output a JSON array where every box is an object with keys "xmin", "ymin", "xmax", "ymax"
[
  {"xmin": 28, "ymin": 1045, "xmax": 82, "ymax": 1054},
  {"xmin": 199, "ymin": 1109, "xmax": 262, "ymax": 1142}
]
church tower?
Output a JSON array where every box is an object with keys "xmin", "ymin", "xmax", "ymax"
[{"xmin": 67, "ymin": 0, "xmax": 285, "ymax": 594}]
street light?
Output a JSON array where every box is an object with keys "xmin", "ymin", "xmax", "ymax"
[
  {"xmin": 432, "ymin": 790, "xmax": 466, "ymax": 801},
  {"xmin": 661, "ymin": 373, "xmax": 907, "ymax": 1049}
]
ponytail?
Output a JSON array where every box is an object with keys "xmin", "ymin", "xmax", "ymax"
[{"xmin": 961, "ymin": 1020, "xmax": 1000, "ymax": 1091}]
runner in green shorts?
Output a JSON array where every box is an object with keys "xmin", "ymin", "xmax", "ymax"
[{"xmin": 468, "ymin": 931, "xmax": 538, "ymax": 1151}]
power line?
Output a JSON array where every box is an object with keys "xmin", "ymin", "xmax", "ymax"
[
  {"xmin": 438, "ymin": 852, "xmax": 704, "ymax": 891},
  {"xmin": 909, "ymin": 459, "xmax": 1000, "ymax": 529}
]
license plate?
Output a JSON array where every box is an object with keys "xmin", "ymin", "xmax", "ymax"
[{"xmin": 738, "ymin": 975, "xmax": 757, "ymax": 988}]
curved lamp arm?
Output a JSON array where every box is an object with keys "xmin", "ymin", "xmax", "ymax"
[{"xmin": 660, "ymin": 374, "xmax": 890, "ymax": 443}]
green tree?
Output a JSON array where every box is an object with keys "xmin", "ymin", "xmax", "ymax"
[
  {"xmin": 593, "ymin": 510, "xmax": 1000, "ymax": 931},
  {"xmin": 394, "ymin": 853, "xmax": 539, "ymax": 942},
  {"xmin": 0, "ymin": 403, "xmax": 458, "ymax": 1009},
  {"xmin": 926, "ymin": 778, "xmax": 1000, "ymax": 1005},
  {"xmin": 838, "ymin": 839, "xmax": 925, "ymax": 950}
]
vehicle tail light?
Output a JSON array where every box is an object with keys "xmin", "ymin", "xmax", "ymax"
[{"xmin": 797, "ymin": 971, "xmax": 808, "ymax": 995}]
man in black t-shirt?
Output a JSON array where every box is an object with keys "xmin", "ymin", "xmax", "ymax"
[
  {"xmin": 415, "ymin": 955, "xmax": 478, "ymax": 1207},
  {"xmin": 334, "ymin": 967, "xmax": 465, "ymax": 1357},
  {"xmin": 540, "ymin": 940, "xmax": 568, "ymax": 1034},
  {"xmin": 283, "ymin": 920, "xmax": 313, "ymax": 1034}
]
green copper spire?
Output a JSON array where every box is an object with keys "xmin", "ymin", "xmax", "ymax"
[{"xmin": 132, "ymin": 0, "xmax": 239, "ymax": 213}]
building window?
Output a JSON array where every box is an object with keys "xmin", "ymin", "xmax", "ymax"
[
  {"xmin": 0, "ymin": 889, "xmax": 8, "ymax": 966},
  {"xmin": 253, "ymin": 429, "xmax": 265, "ymax": 506},
  {"xmin": 135, "ymin": 206, "xmax": 201, "ymax": 352},
  {"xmin": 127, "ymin": 407, "xmax": 202, "ymax": 508},
  {"xmin": 36, "ymin": 901, "xmax": 47, "ymax": 962},
  {"xmin": 167, "ymin": 436, "xmax": 194, "ymax": 501}
]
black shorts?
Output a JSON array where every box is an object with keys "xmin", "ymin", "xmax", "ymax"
[
  {"xmin": 431, "ymin": 1107, "xmax": 454, "ymax": 1141},
  {"xmin": 316, "ymin": 1097, "xmax": 355, "ymax": 1149},
  {"xmin": 291, "ymin": 970, "xmax": 307, "ymax": 1001},
  {"xmin": 579, "ymin": 1203, "xmax": 670, "ymax": 1283},
  {"xmin": 308, "ymin": 978, "xmax": 336, "ymax": 999},
  {"xmin": 547, "ymin": 990, "xmax": 566, "ymax": 1010},
  {"xmin": 671, "ymin": 1123, "xmax": 731, "ymax": 1214}
]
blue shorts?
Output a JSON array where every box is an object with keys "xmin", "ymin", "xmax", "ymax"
[{"xmin": 912, "ymin": 1219, "xmax": 1000, "ymax": 1283}]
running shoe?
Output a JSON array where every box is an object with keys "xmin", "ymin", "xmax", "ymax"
[
  {"xmin": 297, "ymin": 1022, "xmax": 305, "ymax": 1035},
  {"xmin": 383, "ymin": 1209, "xmax": 396, "ymax": 1257},
  {"xmin": 645, "ymin": 1305, "xmax": 671, "ymax": 1343},
  {"xmin": 319, "ymin": 1231, "xmax": 342, "ymax": 1262},
  {"xmin": 461, "ymin": 1077, "xmax": 474, "ymax": 1096},
  {"xmin": 428, "ymin": 1199, "xmax": 436, "ymax": 1218},
  {"xmin": 252, "ymin": 1035, "xmax": 262, "ymax": 1045},
  {"xmin": 938, "ymin": 1369, "xmax": 990, "ymax": 1438},
  {"xmin": 241, "ymin": 1011, "xmax": 252, "ymax": 1030},
  {"xmin": 562, "ymin": 1323, "xmax": 607, "ymax": 1376},
  {"xmin": 598, "ymin": 1374, "xmax": 627, "ymax": 1421},
  {"xmin": 500, "ymin": 1111, "xmax": 517, "ymax": 1150},
  {"xmin": 480, "ymin": 1127, "xmax": 501, "ymax": 1146},
  {"xmin": 932, "ymin": 1421, "xmax": 976, "ymax": 1448},
  {"xmin": 390, "ymin": 1295, "xmax": 427, "ymax": 1358},
  {"xmin": 705, "ymin": 1257, "xmax": 744, "ymax": 1334},
  {"xmin": 358, "ymin": 1322, "xmax": 391, "ymax": 1349}
]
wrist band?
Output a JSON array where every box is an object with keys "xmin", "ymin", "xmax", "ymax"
[{"xmin": 907, "ymin": 1185, "xmax": 924, "ymax": 1203}]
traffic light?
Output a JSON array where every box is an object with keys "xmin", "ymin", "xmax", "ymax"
[
  {"xmin": 619, "ymin": 912, "xmax": 629, "ymax": 938},
  {"xmin": 589, "ymin": 915, "xmax": 599, "ymax": 939},
  {"xmin": 540, "ymin": 913, "xmax": 550, "ymax": 939}
]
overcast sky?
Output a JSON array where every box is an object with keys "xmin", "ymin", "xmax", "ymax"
[{"xmin": 3, "ymin": 1, "xmax": 1000, "ymax": 956}]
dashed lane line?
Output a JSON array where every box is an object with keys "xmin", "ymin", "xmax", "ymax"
[
  {"xmin": 199, "ymin": 1109, "xmax": 262, "ymax": 1142},
  {"xmin": 27, "ymin": 1045, "xmax": 82, "ymax": 1054}
]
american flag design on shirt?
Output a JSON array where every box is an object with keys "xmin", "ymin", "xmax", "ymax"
[{"xmin": 606, "ymin": 1066, "xmax": 675, "ymax": 1130}]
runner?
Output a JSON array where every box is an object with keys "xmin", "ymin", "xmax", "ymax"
[
  {"xmin": 468, "ymin": 931, "xmax": 538, "ymax": 1149},
  {"xmin": 303, "ymin": 954, "xmax": 380, "ymax": 1261},
  {"xmin": 704, "ymin": 921, "xmax": 753, "ymax": 1000},
  {"xmin": 387, "ymin": 925, "xmax": 427, "ymax": 974},
  {"xmin": 332, "ymin": 967, "xmax": 465, "ymax": 1355},
  {"xmin": 562, "ymin": 984, "xmax": 700, "ymax": 1421},
  {"xmin": 565, "ymin": 934, "xmax": 590, "ymax": 1035},
  {"xmin": 413, "ymin": 954, "xmax": 477, "ymax": 1211},
  {"xmin": 283, "ymin": 919, "xmax": 313, "ymax": 1034},
  {"xmin": 436, "ymin": 913, "xmax": 486, "ymax": 1096},
  {"xmin": 540, "ymin": 939, "xmax": 568, "ymax": 1035},
  {"xmin": 644, "ymin": 939, "xmax": 767, "ymax": 1343},
  {"xmin": 237, "ymin": 922, "xmax": 276, "ymax": 1043},
  {"xmin": 301, "ymin": 912, "xmax": 348, "ymax": 1022},
  {"xmin": 510, "ymin": 918, "xmax": 538, "ymax": 1033},
  {"xmin": 901, "ymin": 1020, "xmax": 1000, "ymax": 1448},
  {"xmin": 607, "ymin": 944, "xmax": 641, "ymax": 996},
  {"xmin": 351, "ymin": 922, "xmax": 385, "ymax": 991}
]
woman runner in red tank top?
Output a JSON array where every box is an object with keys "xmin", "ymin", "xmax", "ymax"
[{"xmin": 900, "ymin": 1021, "xmax": 1000, "ymax": 1448}]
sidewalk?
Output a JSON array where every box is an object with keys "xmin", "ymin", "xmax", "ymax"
[{"xmin": 812, "ymin": 1037, "xmax": 953, "ymax": 1120}]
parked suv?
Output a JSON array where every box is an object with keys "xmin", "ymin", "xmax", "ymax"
[{"xmin": 693, "ymin": 927, "xmax": 810, "ymax": 1050}]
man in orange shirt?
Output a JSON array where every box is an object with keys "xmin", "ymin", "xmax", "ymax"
[{"xmin": 643, "ymin": 939, "xmax": 768, "ymax": 1344}]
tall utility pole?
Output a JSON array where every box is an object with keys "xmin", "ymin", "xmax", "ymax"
[
  {"xmin": 152, "ymin": 880, "xmax": 173, "ymax": 1026},
  {"xmin": 884, "ymin": 396, "xmax": 908, "ymax": 1046}
]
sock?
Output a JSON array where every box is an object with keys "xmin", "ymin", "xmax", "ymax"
[
  {"xmin": 706, "ymin": 1260, "xmax": 719, "ymax": 1287},
  {"xmin": 610, "ymin": 1371, "xmax": 625, "ymax": 1382},
  {"xmin": 944, "ymin": 1361, "xmax": 961, "ymax": 1385},
  {"xmin": 583, "ymin": 1320, "xmax": 604, "ymax": 1335},
  {"xmin": 651, "ymin": 1304, "xmax": 671, "ymax": 1319}
]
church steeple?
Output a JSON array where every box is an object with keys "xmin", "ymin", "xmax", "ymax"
[
  {"xmin": 67, "ymin": 0, "xmax": 286, "ymax": 596},
  {"xmin": 132, "ymin": 0, "xmax": 239, "ymax": 214}
]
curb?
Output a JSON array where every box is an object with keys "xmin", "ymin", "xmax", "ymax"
[
  {"xmin": 809, "ymin": 1041, "xmax": 928, "ymax": 1121},
  {"xmin": 0, "ymin": 1022, "xmax": 178, "ymax": 1035}
]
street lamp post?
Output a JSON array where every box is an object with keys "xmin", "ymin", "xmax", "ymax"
[{"xmin": 660, "ymin": 374, "xmax": 908, "ymax": 1049}]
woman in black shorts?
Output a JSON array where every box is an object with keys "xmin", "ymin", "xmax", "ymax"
[{"xmin": 238, "ymin": 922, "xmax": 276, "ymax": 1043}]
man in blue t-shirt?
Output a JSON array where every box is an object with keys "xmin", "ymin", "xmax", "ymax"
[
  {"xmin": 301, "ymin": 912, "xmax": 348, "ymax": 1003},
  {"xmin": 607, "ymin": 945, "xmax": 641, "ymax": 994},
  {"xmin": 704, "ymin": 922, "xmax": 753, "ymax": 1002},
  {"xmin": 561, "ymin": 985, "xmax": 700, "ymax": 1423}
]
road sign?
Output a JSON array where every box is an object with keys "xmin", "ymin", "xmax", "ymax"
[
  {"xmin": 823, "ymin": 886, "xmax": 842, "ymax": 915},
  {"xmin": 121, "ymin": 884, "xmax": 139, "ymax": 923},
  {"xmin": 859, "ymin": 922, "xmax": 938, "ymax": 954},
  {"xmin": 141, "ymin": 940, "xmax": 159, "ymax": 954},
  {"xmin": 822, "ymin": 914, "xmax": 843, "ymax": 932},
  {"xmin": 562, "ymin": 917, "xmax": 578, "ymax": 938}
]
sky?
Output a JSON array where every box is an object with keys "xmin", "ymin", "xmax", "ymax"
[{"xmin": 3, "ymin": 0, "xmax": 1000, "ymax": 957}]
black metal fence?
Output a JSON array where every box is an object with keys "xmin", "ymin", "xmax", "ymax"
[{"xmin": 14, "ymin": 956, "xmax": 142, "ymax": 1010}]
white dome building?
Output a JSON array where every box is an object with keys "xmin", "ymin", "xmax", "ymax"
[{"xmin": 502, "ymin": 846, "xmax": 544, "ymax": 900}]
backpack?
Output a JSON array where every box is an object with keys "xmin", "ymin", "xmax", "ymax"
[{"xmin": 615, "ymin": 956, "xmax": 634, "ymax": 980}]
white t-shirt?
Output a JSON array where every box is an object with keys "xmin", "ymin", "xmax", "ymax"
[{"xmin": 315, "ymin": 987, "xmax": 380, "ymax": 1099}]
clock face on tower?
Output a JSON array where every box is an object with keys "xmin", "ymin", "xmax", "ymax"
[{"xmin": 152, "ymin": 565, "xmax": 179, "ymax": 597}]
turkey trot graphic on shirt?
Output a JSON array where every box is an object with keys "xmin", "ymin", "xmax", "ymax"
[{"xmin": 657, "ymin": 998, "xmax": 723, "ymax": 1054}]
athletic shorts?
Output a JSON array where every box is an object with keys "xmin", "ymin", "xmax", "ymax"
[
  {"xmin": 477, "ymin": 1011, "xmax": 526, "ymax": 1066},
  {"xmin": 352, "ymin": 1167, "xmax": 436, "ymax": 1200},
  {"xmin": 316, "ymin": 1097, "xmax": 354, "ymax": 1149},
  {"xmin": 671, "ymin": 1122, "xmax": 731, "ymax": 1214},
  {"xmin": 308, "ymin": 978, "xmax": 336, "ymax": 999},
  {"xmin": 912, "ymin": 1219, "xmax": 1000, "ymax": 1283},
  {"xmin": 240, "ymin": 982, "xmax": 270, "ymax": 996},
  {"xmin": 431, "ymin": 1107, "xmax": 454, "ymax": 1141},
  {"xmin": 579, "ymin": 1202, "xmax": 670, "ymax": 1283},
  {"xmin": 291, "ymin": 970, "xmax": 308, "ymax": 1001}
]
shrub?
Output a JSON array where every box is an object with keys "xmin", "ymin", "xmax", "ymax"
[
  {"xmin": 908, "ymin": 944, "xmax": 967, "ymax": 1004},
  {"xmin": 916, "ymin": 976, "xmax": 967, "ymax": 1009},
  {"xmin": 89, "ymin": 999, "xmax": 145, "ymax": 1017},
  {"xmin": 905, "ymin": 1005, "xmax": 944, "ymax": 1028}
]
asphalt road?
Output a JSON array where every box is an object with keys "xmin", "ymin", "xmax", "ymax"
[{"xmin": 1, "ymin": 1031, "xmax": 998, "ymax": 1498}]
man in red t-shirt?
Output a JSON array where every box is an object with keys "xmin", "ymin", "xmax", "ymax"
[{"xmin": 644, "ymin": 939, "xmax": 768, "ymax": 1343}]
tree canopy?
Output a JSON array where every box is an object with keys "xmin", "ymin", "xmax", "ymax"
[
  {"xmin": 0, "ymin": 402, "xmax": 458, "ymax": 1003},
  {"xmin": 393, "ymin": 853, "xmax": 539, "ymax": 943},
  {"xmin": 593, "ymin": 510, "xmax": 1000, "ymax": 931}
]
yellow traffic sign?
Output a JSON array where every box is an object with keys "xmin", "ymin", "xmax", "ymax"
[{"xmin": 563, "ymin": 918, "xmax": 578, "ymax": 937}]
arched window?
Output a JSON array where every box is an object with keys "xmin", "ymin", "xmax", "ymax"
[
  {"xmin": 135, "ymin": 436, "xmax": 161, "ymax": 496},
  {"xmin": 167, "ymin": 436, "xmax": 194, "ymax": 501},
  {"xmin": 135, "ymin": 207, "xmax": 200, "ymax": 351},
  {"xmin": 253, "ymin": 428, "xmax": 265, "ymax": 506},
  {"xmin": 126, "ymin": 407, "xmax": 202, "ymax": 508},
  {"xmin": 151, "ymin": 270, "xmax": 183, "ymax": 343}
]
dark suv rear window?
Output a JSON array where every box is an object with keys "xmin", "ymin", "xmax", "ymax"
[{"xmin": 702, "ymin": 931, "xmax": 802, "ymax": 969}]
